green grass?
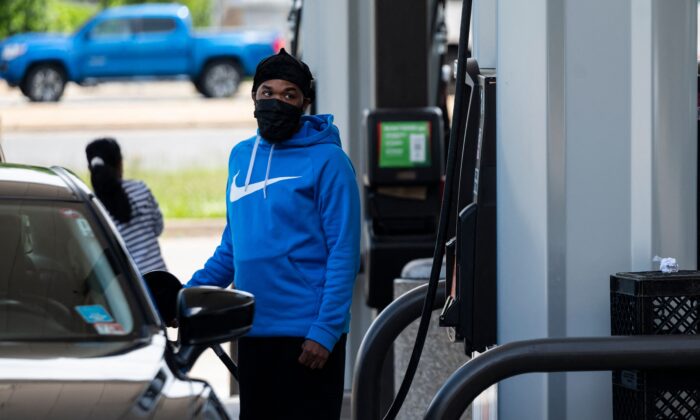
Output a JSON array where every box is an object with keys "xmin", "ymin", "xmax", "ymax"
[{"xmin": 79, "ymin": 167, "xmax": 228, "ymax": 219}]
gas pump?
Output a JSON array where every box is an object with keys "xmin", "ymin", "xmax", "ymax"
[
  {"xmin": 363, "ymin": 108, "xmax": 445, "ymax": 309},
  {"xmin": 439, "ymin": 60, "xmax": 497, "ymax": 354},
  {"xmin": 365, "ymin": 0, "xmax": 452, "ymax": 311},
  {"xmin": 355, "ymin": 0, "xmax": 499, "ymax": 417}
]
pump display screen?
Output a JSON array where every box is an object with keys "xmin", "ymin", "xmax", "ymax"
[
  {"xmin": 378, "ymin": 121, "xmax": 431, "ymax": 168},
  {"xmin": 365, "ymin": 107, "xmax": 443, "ymax": 185}
]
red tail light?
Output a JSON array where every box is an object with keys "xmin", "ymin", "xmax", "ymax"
[{"xmin": 273, "ymin": 36, "xmax": 285, "ymax": 53}]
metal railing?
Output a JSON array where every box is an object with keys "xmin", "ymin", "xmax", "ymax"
[
  {"xmin": 424, "ymin": 335, "xmax": 700, "ymax": 419},
  {"xmin": 352, "ymin": 281, "xmax": 446, "ymax": 420}
]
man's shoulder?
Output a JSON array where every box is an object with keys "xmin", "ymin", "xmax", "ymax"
[
  {"xmin": 236, "ymin": 135, "xmax": 258, "ymax": 147},
  {"xmin": 311, "ymin": 143, "xmax": 352, "ymax": 169},
  {"xmin": 229, "ymin": 135, "xmax": 258, "ymax": 159}
]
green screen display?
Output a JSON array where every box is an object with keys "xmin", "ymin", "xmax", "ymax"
[{"xmin": 378, "ymin": 121, "xmax": 431, "ymax": 168}]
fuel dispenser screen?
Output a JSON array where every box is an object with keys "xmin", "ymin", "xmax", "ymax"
[
  {"xmin": 365, "ymin": 108, "xmax": 443, "ymax": 186},
  {"xmin": 378, "ymin": 121, "xmax": 431, "ymax": 168}
]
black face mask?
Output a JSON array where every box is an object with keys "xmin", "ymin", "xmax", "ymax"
[{"xmin": 254, "ymin": 99, "xmax": 304, "ymax": 142}]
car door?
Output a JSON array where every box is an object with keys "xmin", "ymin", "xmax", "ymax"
[
  {"xmin": 78, "ymin": 17, "xmax": 135, "ymax": 78},
  {"xmin": 130, "ymin": 17, "xmax": 190, "ymax": 76}
]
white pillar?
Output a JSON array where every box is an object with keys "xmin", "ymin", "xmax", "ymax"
[
  {"xmin": 630, "ymin": 0, "xmax": 655, "ymax": 270},
  {"xmin": 562, "ymin": 0, "xmax": 632, "ymax": 417},
  {"xmin": 497, "ymin": 0, "xmax": 696, "ymax": 419},
  {"xmin": 496, "ymin": 0, "xmax": 551, "ymax": 417},
  {"xmin": 649, "ymin": 0, "xmax": 697, "ymax": 269},
  {"xmin": 472, "ymin": 0, "xmax": 497, "ymax": 69},
  {"xmin": 300, "ymin": 0, "xmax": 376, "ymax": 390},
  {"xmin": 300, "ymin": 0, "xmax": 351, "ymax": 156}
]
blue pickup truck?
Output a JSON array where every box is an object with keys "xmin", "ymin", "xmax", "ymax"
[{"xmin": 0, "ymin": 3, "xmax": 282, "ymax": 101}]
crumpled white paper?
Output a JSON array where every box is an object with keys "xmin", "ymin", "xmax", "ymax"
[{"xmin": 652, "ymin": 255, "xmax": 679, "ymax": 273}]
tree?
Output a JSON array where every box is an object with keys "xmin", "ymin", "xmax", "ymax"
[
  {"xmin": 0, "ymin": 0, "xmax": 211, "ymax": 39},
  {"xmin": 0, "ymin": 0, "xmax": 97, "ymax": 39},
  {"xmin": 0, "ymin": 0, "xmax": 51, "ymax": 38},
  {"xmin": 99, "ymin": 0, "xmax": 211, "ymax": 27}
]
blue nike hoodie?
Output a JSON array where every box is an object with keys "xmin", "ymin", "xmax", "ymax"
[{"xmin": 187, "ymin": 114, "xmax": 360, "ymax": 352}]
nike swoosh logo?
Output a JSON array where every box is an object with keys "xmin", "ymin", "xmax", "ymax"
[{"xmin": 229, "ymin": 171, "xmax": 301, "ymax": 203}]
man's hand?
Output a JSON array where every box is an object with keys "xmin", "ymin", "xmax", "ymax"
[{"xmin": 298, "ymin": 339, "xmax": 330, "ymax": 370}]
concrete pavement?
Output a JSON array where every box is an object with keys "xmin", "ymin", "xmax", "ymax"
[{"xmin": 1, "ymin": 128, "xmax": 249, "ymax": 171}]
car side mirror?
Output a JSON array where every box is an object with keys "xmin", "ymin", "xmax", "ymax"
[{"xmin": 178, "ymin": 286, "xmax": 255, "ymax": 346}]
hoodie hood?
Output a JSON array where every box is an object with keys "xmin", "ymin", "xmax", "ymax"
[{"xmin": 246, "ymin": 114, "xmax": 340, "ymax": 198}]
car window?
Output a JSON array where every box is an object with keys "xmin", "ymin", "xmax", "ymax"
[
  {"xmin": 135, "ymin": 18, "xmax": 177, "ymax": 34},
  {"xmin": 0, "ymin": 200, "xmax": 141, "ymax": 340},
  {"xmin": 90, "ymin": 18, "xmax": 131, "ymax": 40}
]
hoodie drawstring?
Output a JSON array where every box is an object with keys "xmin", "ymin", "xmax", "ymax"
[
  {"xmin": 244, "ymin": 135, "xmax": 261, "ymax": 192},
  {"xmin": 245, "ymin": 136, "xmax": 275, "ymax": 200},
  {"xmin": 263, "ymin": 144, "xmax": 275, "ymax": 199}
]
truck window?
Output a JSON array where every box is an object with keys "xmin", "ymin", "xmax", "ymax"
[
  {"xmin": 90, "ymin": 18, "xmax": 131, "ymax": 40},
  {"xmin": 135, "ymin": 18, "xmax": 177, "ymax": 34}
]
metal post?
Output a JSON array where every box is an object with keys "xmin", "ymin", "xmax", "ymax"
[
  {"xmin": 352, "ymin": 281, "xmax": 446, "ymax": 420},
  {"xmin": 424, "ymin": 335, "xmax": 700, "ymax": 420}
]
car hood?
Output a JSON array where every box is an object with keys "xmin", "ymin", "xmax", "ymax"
[
  {"xmin": 2, "ymin": 32, "xmax": 71, "ymax": 49},
  {"xmin": 0, "ymin": 334, "xmax": 196, "ymax": 419}
]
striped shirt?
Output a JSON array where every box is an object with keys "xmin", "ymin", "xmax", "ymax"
[{"xmin": 113, "ymin": 179, "xmax": 167, "ymax": 273}]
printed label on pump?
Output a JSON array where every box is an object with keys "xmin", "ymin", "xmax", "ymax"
[{"xmin": 379, "ymin": 121, "xmax": 431, "ymax": 168}]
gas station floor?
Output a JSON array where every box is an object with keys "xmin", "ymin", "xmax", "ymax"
[{"xmin": 221, "ymin": 393, "xmax": 352, "ymax": 419}]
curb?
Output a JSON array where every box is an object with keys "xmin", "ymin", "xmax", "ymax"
[
  {"xmin": 162, "ymin": 218, "xmax": 226, "ymax": 238},
  {"xmin": 2, "ymin": 121, "xmax": 257, "ymax": 133}
]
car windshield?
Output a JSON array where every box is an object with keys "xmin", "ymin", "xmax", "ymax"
[{"xmin": 0, "ymin": 200, "xmax": 140, "ymax": 340}]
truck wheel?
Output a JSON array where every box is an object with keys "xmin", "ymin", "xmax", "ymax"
[
  {"xmin": 193, "ymin": 78, "xmax": 207, "ymax": 96},
  {"xmin": 198, "ymin": 60, "xmax": 242, "ymax": 98},
  {"xmin": 22, "ymin": 64, "xmax": 66, "ymax": 102}
]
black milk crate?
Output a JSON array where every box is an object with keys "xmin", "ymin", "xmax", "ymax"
[{"xmin": 610, "ymin": 271, "xmax": 700, "ymax": 419}]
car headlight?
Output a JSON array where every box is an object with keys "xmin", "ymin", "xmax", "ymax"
[{"xmin": 1, "ymin": 43, "xmax": 27, "ymax": 61}]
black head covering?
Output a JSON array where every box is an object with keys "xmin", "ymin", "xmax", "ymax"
[
  {"xmin": 86, "ymin": 137, "xmax": 122, "ymax": 169},
  {"xmin": 85, "ymin": 138, "xmax": 132, "ymax": 224},
  {"xmin": 252, "ymin": 48, "xmax": 314, "ymax": 102}
]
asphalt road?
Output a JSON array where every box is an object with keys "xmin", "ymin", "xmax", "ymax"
[
  {"xmin": 2, "ymin": 128, "xmax": 251, "ymax": 171},
  {"xmin": 0, "ymin": 78, "xmax": 259, "ymax": 171},
  {"xmin": 0, "ymin": 79, "xmax": 257, "ymax": 132}
]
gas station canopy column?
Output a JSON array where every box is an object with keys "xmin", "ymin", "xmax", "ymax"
[{"xmin": 496, "ymin": 0, "xmax": 696, "ymax": 419}]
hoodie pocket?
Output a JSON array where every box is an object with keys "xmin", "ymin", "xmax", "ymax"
[
  {"xmin": 286, "ymin": 256, "xmax": 325, "ymax": 289},
  {"xmin": 287, "ymin": 256, "xmax": 323, "ymax": 310},
  {"xmin": 235, "ymin": 256, "xmax": 322, "ymax": 327}
]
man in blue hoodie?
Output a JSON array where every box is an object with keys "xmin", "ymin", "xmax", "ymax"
[{"xmin": 187, "ymin": 49, "xmax": 360, "ymax": 420}]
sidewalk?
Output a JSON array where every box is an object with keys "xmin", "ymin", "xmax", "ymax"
[
  {"xmin": 221, "ymin": 393, "xmax": 352, "ymax": 419},
  {"xmin": 0, "ymin": 80, "xmax": 257, "ymax": 132},
  {"xmin": 162, "ymin": 218, "xmax": 227, "ymax": 238}
]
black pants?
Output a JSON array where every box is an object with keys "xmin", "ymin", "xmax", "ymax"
[{"xmin": 238, "ymin": 334, "xmax": 346, "ymax": 420}]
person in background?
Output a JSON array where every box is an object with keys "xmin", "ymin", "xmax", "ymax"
[
  {"xmin": 85, "ymin": 138, "xmax": 167, "ymax": 274},
  {"xmin": 186, "ymin": 49, "xmax": 361, "ymax": 420}
]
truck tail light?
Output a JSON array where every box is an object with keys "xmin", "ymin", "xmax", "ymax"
[{"xmin": 273, "ymin": 36, "xmax": 285, "ymax": 53}]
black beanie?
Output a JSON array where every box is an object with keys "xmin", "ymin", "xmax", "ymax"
[
  {"xmin": 85, "ymin": 138, "xmax": 132, "ymax": 224},
  {"xmin": 86, "ymin": 137, "xmax": 121, "ymax": 168},
  {"xmin": 252, "ymin": 48, "xmax": 314, "ymax": 102}
]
